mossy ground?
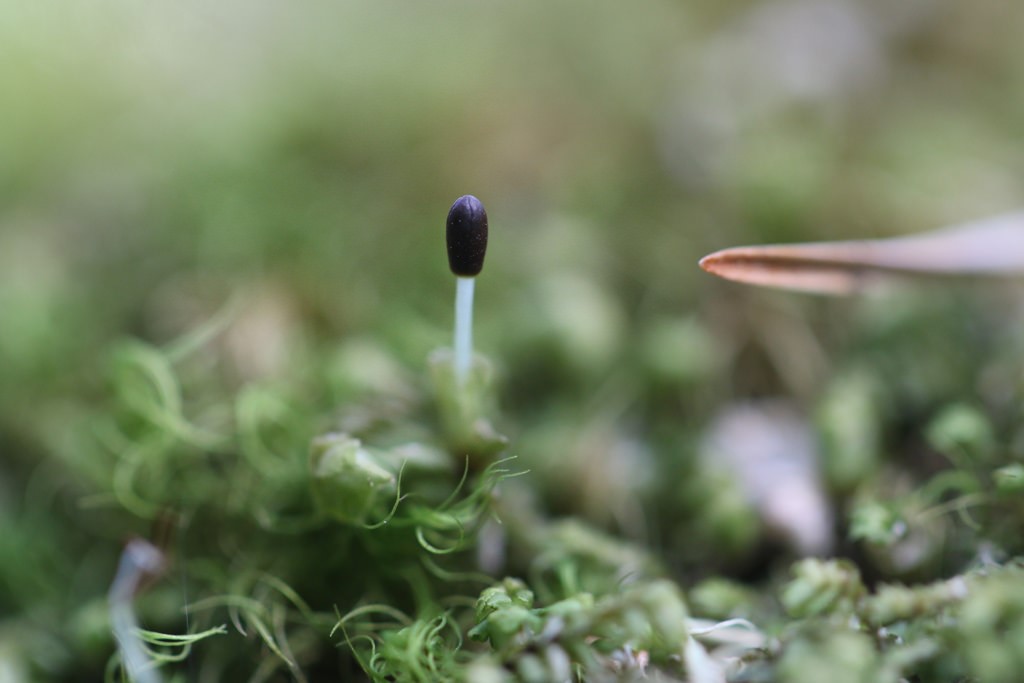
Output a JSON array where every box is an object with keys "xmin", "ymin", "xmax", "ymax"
[{"xmin": 3, "ymin": 2, "xmax": 1024, "ymax": 681}]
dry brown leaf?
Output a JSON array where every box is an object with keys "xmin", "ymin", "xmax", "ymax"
[{"xmin": 699, "ymin": 211, "xmax": 1024, "ymax": 295}]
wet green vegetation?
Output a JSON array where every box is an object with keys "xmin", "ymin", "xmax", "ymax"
[{"xmin": 3, "ymin": 2, "xmax": 1024, "ymax": 681}]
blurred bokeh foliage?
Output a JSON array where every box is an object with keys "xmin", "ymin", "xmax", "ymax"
[{"xmin": 3, "ymin": 0, "xmax": 1024, "ymax": 680}]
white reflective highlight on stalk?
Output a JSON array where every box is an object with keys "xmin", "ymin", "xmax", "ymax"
[
  {"xmin": 109, "ymin": 539, "xmax": 164, "ymax": 683},
  {"xmin": 454, "ymin": 276, "xmax": 475, "ymax": 385}
]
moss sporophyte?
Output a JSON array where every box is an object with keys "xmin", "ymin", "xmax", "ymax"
[{"xmin": 446, "ymin": 194, "xmax": 489, "ymax": 387}]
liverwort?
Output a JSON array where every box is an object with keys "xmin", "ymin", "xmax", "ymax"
[{"xmin": 446, "ymin": 195, "xmax": 488, "ymax": 386}]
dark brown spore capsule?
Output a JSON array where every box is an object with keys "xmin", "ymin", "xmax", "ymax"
[{"xmin": 446, "ymin": 195, "xmax": 488, "ymax": 277}]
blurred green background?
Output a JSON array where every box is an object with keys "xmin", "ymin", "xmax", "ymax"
[
  {"xmin": 4, "ymin": 0, "xmax": 1024, "ymax": 680},
  {"xmin": 3, "ymin": 0, "xmax": 1024, "ymax": 396}
]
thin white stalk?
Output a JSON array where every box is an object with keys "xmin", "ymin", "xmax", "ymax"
[
  {"xmin": 109, "ymin": 540, "xmax": 165, "ymax": 683},
  {"xmin": 454, "ymin": 276, "xmax": 475, "ymax": 385}
]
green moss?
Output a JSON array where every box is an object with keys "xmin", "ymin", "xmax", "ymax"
[{"xmin": 6, "ymin": 3, "xmax": 1024, "ymax": 680}]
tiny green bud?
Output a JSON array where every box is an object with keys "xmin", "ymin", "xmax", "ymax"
[
  {"xmin": 860, "ymin": 576, "xmax": 967, "ymax": 626},
  {"xmin": 926, "ymin": 403, "xmax": 996, "ymax": 465},
  {"xmin": 993, "ymin": 463, "xmax": 1024, "ymax": 492},
  {"xmin": 957, "ymin": 568, "xmax": 1024, "ymax": 683},
  {"xmin": 515, "ymin": 654, "xmax": 548, "ymax": 683},
  {"xmin": 469, "ymin": 578, "xmax": 542, "ymax": 649},
  {"xmin": 309, "ymin": 433, "xmax": 395, "ymax": 523},
  {"xmin": 474, "ymin": 577, "xmax": 536, "ymax": 625},
  {"xmin": 777, "ymin": 630, "xmax": 879, "ymax": 683},
  {"xmin": 849, "ymin": 499, "xmax": 905, "ymax": 546},
  {"xmin": 689, "ymin": 578, "xmax": 758, "ymax": 620},
  {"xmin": 630, "ymin": 580, "xmax": 689, "ymax": 649},
  {"xmin": 781, "ymin": 558, "xmax": 865, "ymax": 618}
]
